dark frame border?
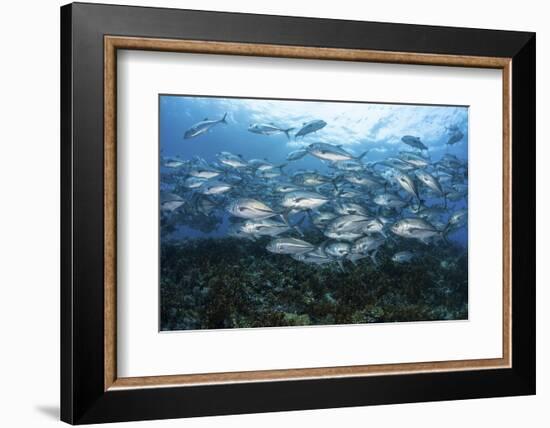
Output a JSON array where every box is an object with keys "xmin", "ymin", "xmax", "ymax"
[{"xmin": 61, "ymin": 2, "xmax": 535, "ymax": 424}]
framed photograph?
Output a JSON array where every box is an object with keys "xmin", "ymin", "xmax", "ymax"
[{"xmin": 61, "ymin": 2, "xmax": 535, "ymax": 424}]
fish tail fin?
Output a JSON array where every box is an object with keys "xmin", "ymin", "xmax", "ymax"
[
  {"xmin": 415, "ymin": 198, "xmax": 425, "ymax": 212},
  {"xmin": 441, "ymin": 220, "xmax": 453, "ymax": 243},
  {"xmin": 279, "ymin": 210, "xmax": 291, "ymax": 226},
  {"xmin": 292, "ymin": 214, "xmax": 306, "ymax": 237},
  {"xmin": 330, "ymin": 177, "xmax": 340, "ymax": 191},
  {"xmin": 284, "ymin": 128, "xmax": 295, "ymax": 140},
  {"xmin": 220, "ymin": 112, "xmax": 228, "ymax": 124},
  {"xmin": 319, "ymin": 240, "xmax": 329, "ymax": 254},
  {"xmin": 357, "ymin": 150, "xmax": 369, "ymax": 160},
  {"xmin": 370, "ymin": 250, "xmax": 379, "ymax": 266}
]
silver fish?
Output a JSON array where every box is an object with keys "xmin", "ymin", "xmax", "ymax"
[
  {"xmin": 447, "ymin": 129, "xmax": 464, "ymax": 145},
  {"xmin": 344, "ymin": 172, "xmax": 384, "ymax": 188},
  {"xmin": 253, "ymin": 160, "xmax": 286, "ymax": 172},
  {"xmin": 292, "ymin": 247, "xmax": 332, "ymax": 265},
  {"xmin": 332, "ymin": 159, "xmax": 365, "ymax": 171},
  {"xmin": 361, "ymin": 218, "xmax": 386, "ymax": 236},
  {"xmin": 227, "ymin": 198, "xmax": 277, "ymax": 219},
  {"xmin": 446, "ymin": 191, "xmax": 466, "ymax": 201},
  {"xmin": 311, "ymin": 211, "xmax": 337, "ymax": 228},
  {"xmin": 188, "ymin": 167, "xmax": 221, "ymax": 179},
  {"xmin": 391, "ymin": 218, "xmax": 443, "ymax": 241},
  {"xmin": 266, "ymin": 238, "xmax": 314, "ymax": 254},
  {"xmin": 351, "ymin": 235, "xmax": 384, "ymax": 254},
  {"xmin": 292, "ymin": 171, "xmax": 331, "ymax": 187},
  {"xmin": 378, "ymin": 157, "xmax": 417, "ymax": 171},
  {"xmin": 323, "ymin": 229, "xmax": 363, "ymax": 241},
  {"xmin": 411, "ymin": 204, "xmax": 447, "ymax": 221},
  {"xmin": 295, "ymin": 119, "xmax": 327, "ymax": 138},
  {"xmin": 194, "ymin": 195, "xmax": 217, "ymax": 215},
  {"xmin": 336, "ymin": 188, "xmax": 364, "ymax": 199},
  {"xmin": 347, "ymin": 253, "xmax": 370, "ymax": 264},
  {"xmin": 248, "ymin": 159, "xmax": 272, "ymax": 170},
  {"xmin": 326, "ymin": 215, "xmax": 372, "ymax": 234},
  {"xmin": 248, "ymin": 123, "xmax": 295, "ymax": 140},
  {"xmin": 160, "ymin": 192, "xmax": 185, "ymax": 212},
  {"xmin": 184, "ymin": 113, "xmax": 227, "ymax": 139},
  {"xmin": 256, "ymin": 169, "xmax": 282, "ymax": 179},
  {"xmin": 281, "ymin": 191, "xmax": 329, "ymax": 210},
  {"xmin": 324, "ymin": 241, "xmax": 351, "ymax": 258},
  {"xmin": 184, "ymin": 176, "xmax": 207, "ymax": 189},
  {"xmin": 438, "ymin": 154, "xmax": 465, "ymax": 170},
  {"xmin": 399, "ymin": 151, "xmax": 430, "ymax": 168},
  {"xmin": 275, "ymin": 183, "xmax": 302, "ymax": 193},
  {"xmin": 163, "ymin": 158, "xmax": 186, "ymax": 168},
  {"xmin": 401, "ymin": 135, "xmax": 428, "ymax": 151},
  {"xmin": 373, "ymin": 193, "xmax": 408, "ymax": 209},
  {"xmin": 242, "ymin": 218, "xmax": 292, "ymax": 237},
  {"xmin": 395, "ymin": 171, "xmax": 420, "ymax": 200},
  {"xmin": 334, "ymin": 202, "xmax": 369, "ymax": 216},
  {"xmin": 449, "ymin": 209, "xmax": 467, "ymax": 227},
  {"xmin": 392, "ymin": 251, "xmax": 414, "ymax": 263},
  {"xmin": 415, "ymin": 170, "xmax": 444, "ymax": 195},
  {"xmin": 286, "ymin": 149, "xmax": 308, "ymax": 161},
  {"xmin": 227, "ymin": 223, "xmax": 257, "ymax": 241},
  {"xmin": 307, "ymin": 142, "xmax": 367, "ymax": 162},
  {"xmin": 217, "ymin": 152, "xmax": 248, "ymax": 169},
  {"xmin": 199, "ymin": 181, "xmax": 232, "ymax": 195}
]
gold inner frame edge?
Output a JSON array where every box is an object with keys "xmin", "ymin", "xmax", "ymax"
[{"xmin": 104, "ymin": 36, "xmax": 512, "ymax": 391}]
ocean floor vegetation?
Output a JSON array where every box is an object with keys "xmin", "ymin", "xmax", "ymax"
[{"xmin": 160, "ymin": 236, "xmax": 467, "ymax": 331}]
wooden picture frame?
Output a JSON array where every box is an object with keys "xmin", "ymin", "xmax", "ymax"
[{"xmin": 61, "ymin": 2, "xmax": 535, "ymax": 424}]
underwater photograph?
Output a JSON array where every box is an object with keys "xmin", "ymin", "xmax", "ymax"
[{"xmin": 159, "ymin": 95, "xmax": 469, "ymax": 331}]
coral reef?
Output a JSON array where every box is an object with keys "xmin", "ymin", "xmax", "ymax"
[{"xmin": 160, "ymin": 235, "xmax": 468, "ymax": 331}]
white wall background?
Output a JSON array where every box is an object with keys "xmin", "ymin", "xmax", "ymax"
[{"xmin": 0, "ymin": 0, "xmax": 545, "ymax": 426}]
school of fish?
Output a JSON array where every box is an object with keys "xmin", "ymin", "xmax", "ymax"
[{"xmin": 161, "ymin": 113, "xmax": 467, "ymax": 272}]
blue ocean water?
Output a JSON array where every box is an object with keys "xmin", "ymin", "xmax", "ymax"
[
  {"xmin": 159, "ymin": 95, "xmax": 468, "ymax": 246},
  {"xmin": 159, "ymin": 94, "xmax": 469, "ymax": 330}
]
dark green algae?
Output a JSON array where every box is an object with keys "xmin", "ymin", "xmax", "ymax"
[{"xmin": 160, "ymin": 234, "xmax": 468, "ymax": 331}]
